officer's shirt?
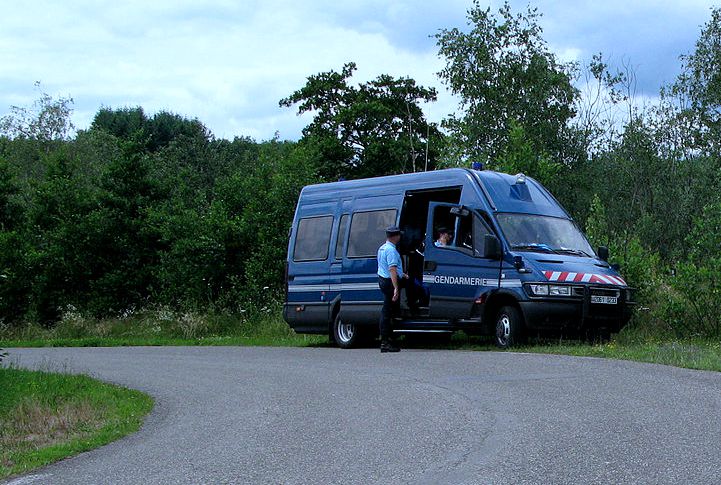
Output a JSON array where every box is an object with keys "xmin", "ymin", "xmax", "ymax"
[
  {"xmin": 377, "ymin": 241, "xmax": 405, "ymax": 279},
  {"xmin": 434, "ymin": 240, "xmax": 446, "ymax": 247}
]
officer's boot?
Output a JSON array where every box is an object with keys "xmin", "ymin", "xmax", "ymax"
[{"xmin": 380, "ymin": 338, "xmax": 400, "ymax": 353}]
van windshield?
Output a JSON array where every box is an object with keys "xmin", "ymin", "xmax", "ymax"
[{"xmin": 496, "ymin": 213, "xmax": 595, "ymax": 257}]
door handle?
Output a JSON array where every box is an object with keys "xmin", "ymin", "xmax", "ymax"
[{"xmin": 424, "ymin": 261, "xmax": 437, "ymax": 271}]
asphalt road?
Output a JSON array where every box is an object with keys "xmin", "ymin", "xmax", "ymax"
[{"xmin": 3, "ymin": 346, "xmax": 721, "ymax": 485}]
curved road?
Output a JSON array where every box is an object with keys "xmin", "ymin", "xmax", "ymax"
[{"xmin": 3, "ymin": 346, "xmax": 721, "ymax": 484}]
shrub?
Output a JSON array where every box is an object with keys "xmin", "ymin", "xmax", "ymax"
[
  {"xmin": 658, "ymin": 202, "xmax": 721, "ymax": 339},
  {"xmin": 585, "ymin": 194, "xmax": 673, "ymax": 341}
]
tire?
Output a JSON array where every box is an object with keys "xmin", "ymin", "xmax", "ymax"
[
  {"xmin": 332, "ymin": 313, "xmax": 363, "ymax": 349},
  {"xmin": 495, "ymin": 305, "xmax": 525, "ymax": 349}
]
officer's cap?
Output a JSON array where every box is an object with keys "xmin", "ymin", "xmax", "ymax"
[{"xmin": 385, "ymin": 225, "xmax": 403, "ymax": 236}]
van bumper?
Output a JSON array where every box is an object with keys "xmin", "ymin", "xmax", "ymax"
[{"xmin": 519, "ymin": 298, "xmax": 633, "ymax": 331}]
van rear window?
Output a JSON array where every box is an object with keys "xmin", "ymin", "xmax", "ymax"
[
  {"xmin": 293, "ymin": 216, "xmax": 333, "ymax": 262},
  {"xmin": 348, "ymin": 209, "xmax": 397, "ymax": 258}
]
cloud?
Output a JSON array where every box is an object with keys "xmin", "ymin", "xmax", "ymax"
[
  {"xmin": 530, "ymin": 0, "xmax": 714, "ymax": 93},
  {"xmin": 0, "ymin": 0, "xmax": 715, "ymax": 141},
  {"xmin": 1, "ymin": 0, "xmax": 465, "ymax": 140}
]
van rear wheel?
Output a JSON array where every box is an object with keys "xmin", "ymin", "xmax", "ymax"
[
  {"xmin": 333, "ymin": 313, "xmax": 363, "ymax": 349},
  {"xmin": 495, "ymin": 305, "xmax": 524, "ymax": 349}
]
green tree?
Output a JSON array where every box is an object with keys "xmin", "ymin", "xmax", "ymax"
[
  {"xmin": 90, "ymin": 107, "xmax": 209, "ymax": 153},
  {"xmin": 91, "ymin": 107, "xmax": 147, "ymax": 141},
  {"xmin": 663, "ymin": 202, "xmax": 721, "ymax": 338},
  {"xmin": 435, "ymin": 1, "xmax": 579, "ymax": 165},
  {"xmin": 280, "ymin": 62, "xmax": 440, "ymax": 179},
  {"xmin": 667, "ymin": 7, "xmax": 721, "ymax": 157},
  {"xmin": 25, "ymin": 148, "xmax": 99, "ymax": 323},
  {"xmin": 0, "ymin": 82, "xmax": 74, "ymax": 141},
  {"xmin": 151, "ymin": 139, "xmax": 319, "ymax": 309},
  {"xmin": 492, "ymin": 121, "xmax": 563, "ymax": 192},
  {"xmin": 0, "ymin": 159, "xmax": 22, "ymax": 230},
  {"xmin": 0, "ymin": 160, "xmax": 30, "ymax": 322},
  {"xmin": 83, "ymin": 147, "xmax": 164, "ymax": 315}
]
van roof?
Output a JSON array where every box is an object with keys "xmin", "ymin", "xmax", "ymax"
[
  {"xmin": 302, "ymin": 168, "xmax": 569, "ymax": 218},
  {"xmin": 474, "ymin": 170, "xmax": 568, "ymax": 217}
]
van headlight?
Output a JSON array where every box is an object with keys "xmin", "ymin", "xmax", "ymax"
[
  {"xmin": 527, "ymin": 284, "xmax": 549, "ymax": 296},
  {"xmin": 525, "ymin": 283, "xmax": 574, "ymax": 297},
  {"xmin": 549, "ymin": 285, "xmax": 571, "ymax": 296}
]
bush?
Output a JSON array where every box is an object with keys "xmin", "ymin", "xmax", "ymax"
[
  {"xmin": 585, "ymin": 194, "xmax": 674, "ymax": 341},
  {"xmin": 656, "ymin": 203, "xmax": 721, "ymax": 339},
  {"xmin": 663, "ymin": 261, "xmax": 721, "ymax": 338}
]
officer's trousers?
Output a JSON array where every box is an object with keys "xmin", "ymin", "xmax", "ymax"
[{"xmin": 378, "ymin": 276, "xmax": 400, "ymax": 341}]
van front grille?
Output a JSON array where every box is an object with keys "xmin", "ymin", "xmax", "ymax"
[
  {"xmin": 572, "ymin": 287, "xmax": 621, "ymax": 298},
  {"xmin": 590, "ymin": 288, "xmax": 621, "ymax": 298}
]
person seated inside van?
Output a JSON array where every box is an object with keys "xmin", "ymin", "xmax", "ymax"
[{"xmin": 435, "ymin": 227, "xmax": 453, "ymax": 247}]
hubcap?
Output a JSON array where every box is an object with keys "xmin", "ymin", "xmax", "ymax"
[
  {"xmin": 496, "ymin": 315, "xmax": 511, "ymax": 345},
  {"xmin": 337, "ymin": 319, "xmax": 354, "ymax": 343}
]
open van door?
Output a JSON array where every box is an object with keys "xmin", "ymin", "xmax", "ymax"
[{"xmin": 423, "ymin": 202, "xmax": 501, "ymax": 320}]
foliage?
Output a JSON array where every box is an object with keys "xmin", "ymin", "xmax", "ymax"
[
  {"xmin": 585, "ymin": 195, "xmax": 666, "ymax": 335},
  {"xmin": 0, "ymin": 82, "xmax": 74, "ymax": 141},
  {"xmin": 280, "ymin": 62, "xmax": 440, "ymax": 179},
  {"xmin": 435, "ymin": 1, "xmax": 579, "ymax": 165},
  {"xmin": 492, "ymin": 121, "xmax": 564, "ymax": 193},
  {"xmin": 660, "ymin": 202, "xmax": 721, "ymax": 339},
  {"xmin": 151, "ymin": 139, "xmax": 319, "ymax": 309},
  {"xmin": 1, "ymin": 4, "xmax": 721, "ymax": 347},
  {"xmin": 667, "ymin": 8, "xmax": 721, "ymax": 157},
  {"xmin": 0, "ymin": 87, "xmax": 328, "ymax": 326}
]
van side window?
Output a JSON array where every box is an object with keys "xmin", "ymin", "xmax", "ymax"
[
  {"xmin": 472, "ymin": 215, "xmax": 494, "ymax": 257},
  {"xmin": 335, "ymin": 214, "xmax": 349, "ymax": 259},
  {"xmin": 348, "ymin": 209, "xmax": 397, "ymax": 258},
  {"xmin": 432, "ymin": 206, "xmax": 494, "ymax": 257},
  {"xmin": 293, "ymin": 216, "xmax": 333, "ymax": 262}
]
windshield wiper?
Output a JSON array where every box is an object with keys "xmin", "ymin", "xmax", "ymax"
[
  {"xmin": 554, "ymin": 247, "xmax": 591, "ymax": 257},
  {"xmin": 511, "ymin": 243, "xmax": 557, "ymax": 253}
]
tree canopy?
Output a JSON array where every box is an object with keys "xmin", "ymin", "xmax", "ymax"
[
  {"xmin": 280, "ymin": 62, "xmax": 441, "ymax": 179},
  {"xmin": 435, "ymin": 1, "xmax": 579, "ymax": 166}
]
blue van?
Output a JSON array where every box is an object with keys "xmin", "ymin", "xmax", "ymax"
[{"xmin": 283, "ymin": 168, "xmax": 634, "ymax": 348}]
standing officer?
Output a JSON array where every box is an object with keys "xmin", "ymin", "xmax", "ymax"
[{"xmin": 377, "ymin": 225, "xmax": 408, "ymax": 353}]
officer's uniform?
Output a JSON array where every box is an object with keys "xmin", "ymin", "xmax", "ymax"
[{"xmin": 377, "ymin": 226, "xmax": 405, "ymax": 352}]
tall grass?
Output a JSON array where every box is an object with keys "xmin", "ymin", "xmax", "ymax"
[{"xmin": 0, "ymin": 304, "xmax": 326, "ymax": 348}]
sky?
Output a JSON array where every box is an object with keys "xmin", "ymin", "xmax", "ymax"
[{"xmin": 1, "ymin": 1, "xmax": 717, "ymax": 141}]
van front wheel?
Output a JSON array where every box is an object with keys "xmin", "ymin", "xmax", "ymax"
[
  {"xmin": 495, "ymin": 305, "xmax": 524, "ymax": 349},
  {"xmin": 333, "ymin": 313, "xmax": 362, "ymax": 349}
]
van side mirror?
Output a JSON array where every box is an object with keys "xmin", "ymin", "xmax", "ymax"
[
  {"xmin": 598, "ymin": 246, "xmax": 609, "ymax": 261},
  {"xmin": 450, "ymin": 206, "xmax": 470, "ymax": 217},
  {"xmin": 483, "ymin": 234, "xmax": 502, "ymax": 259}
]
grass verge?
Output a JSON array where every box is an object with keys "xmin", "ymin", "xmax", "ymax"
[
  {"xmin": 518, "ymin": 340, "xmax": 721, "ymax": 372},
  {"xmin": 400, "ymin": 334, "xmax": 721, "ymax": 372},
  {"xmin": 0, "ymin": 308, "xmax": 325, "ymax": 349},
  {"xmin": 1, "ymin": 307, "xmax": 719, "ymax": 373},
  {"xmin": 0, "ymin": 366, "xmax": 153, "ymax": 480}
]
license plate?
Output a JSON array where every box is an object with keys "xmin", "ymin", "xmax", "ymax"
[{"xmin": 591, "ymin": 296, "xmax": 617, "ymax": 305}]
